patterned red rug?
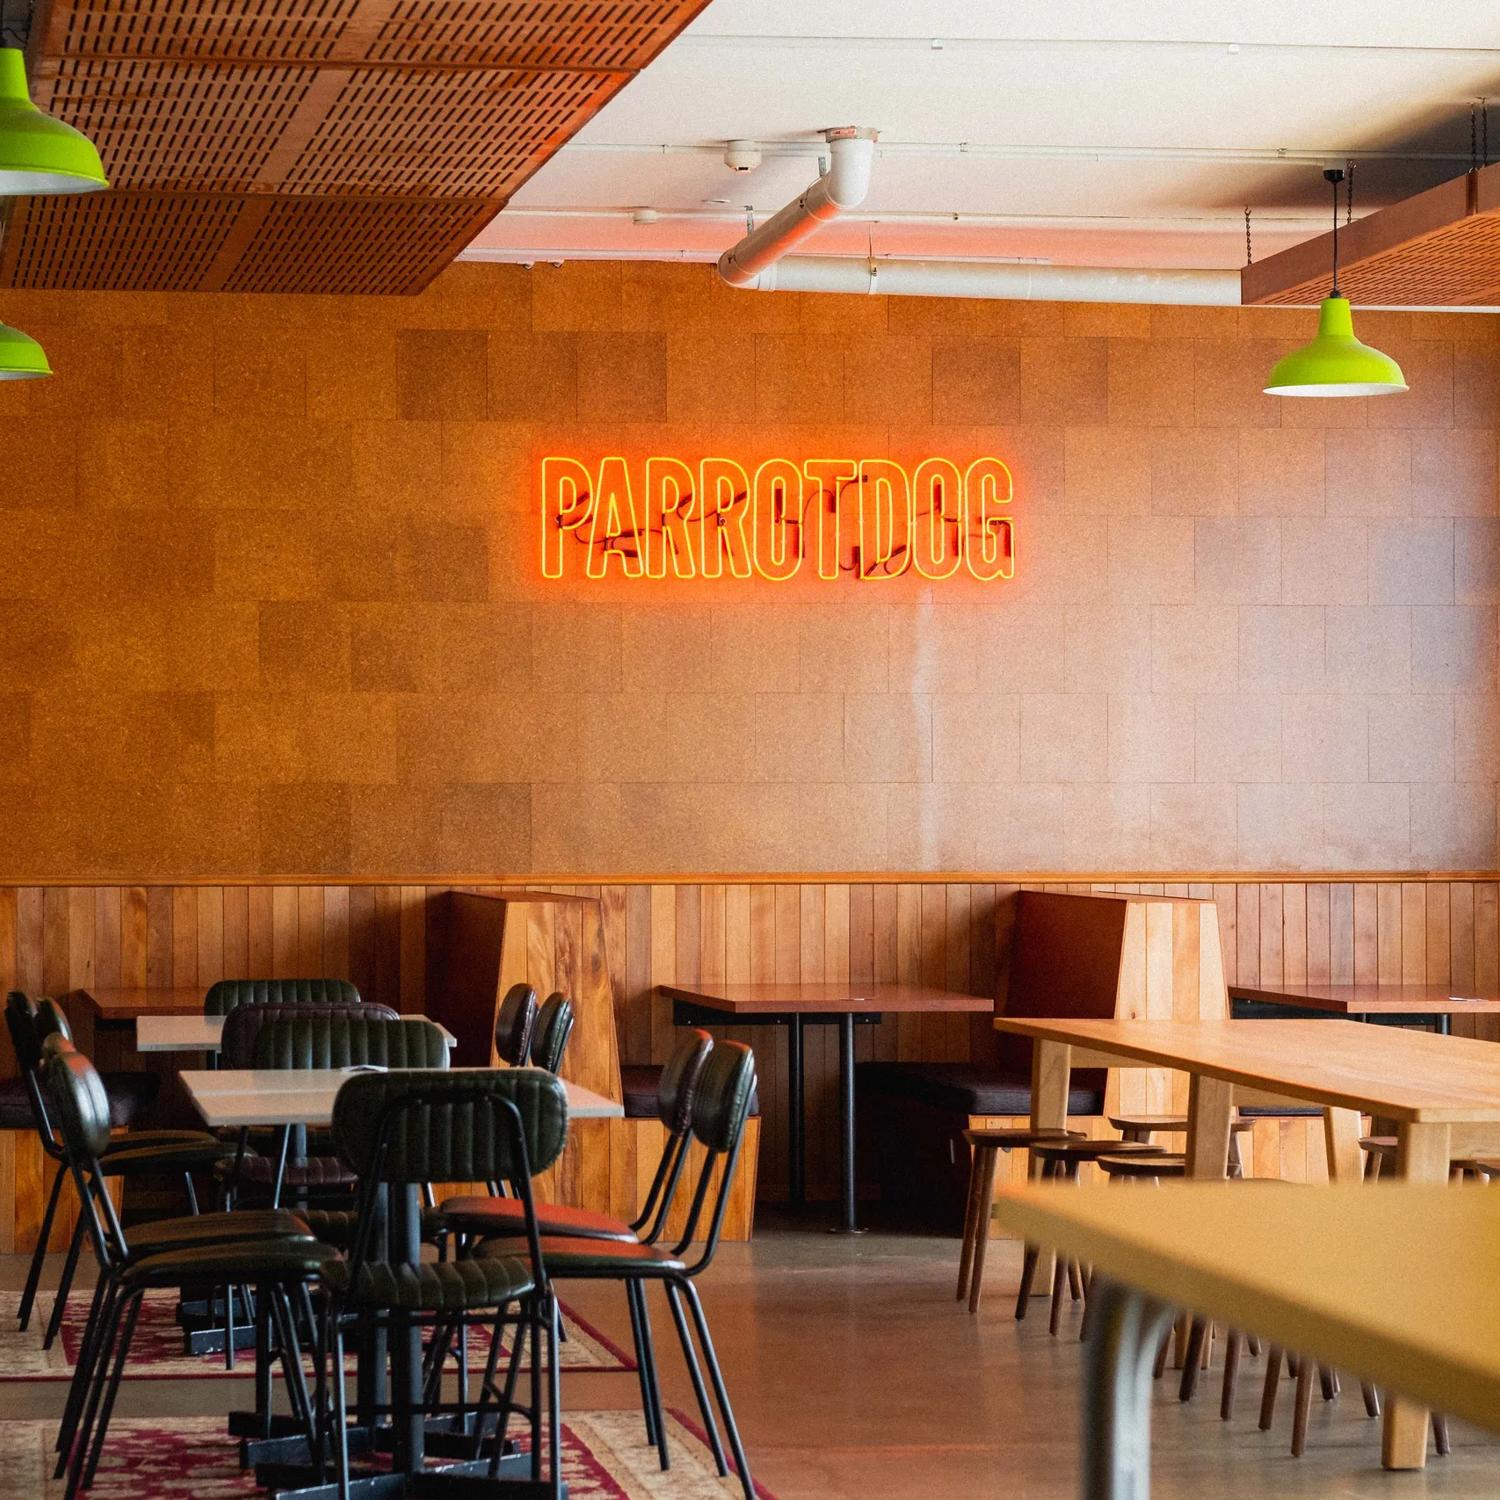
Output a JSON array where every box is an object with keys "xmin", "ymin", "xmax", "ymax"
[
  {"xmin": 0, "ymin": 1413, "xmax": 771, "ymax": 1498},
  {"xmin": 0, "ymin": 1291, "xmax": 635, "ymax": 1380}
]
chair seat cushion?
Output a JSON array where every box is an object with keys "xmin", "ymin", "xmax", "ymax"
[
  {"xmin": 620, "ymin": 1064, "xmax": 760, "ymax": 1121},
  {"xmin": 99, "ymin": 1070, "xmax": 162, "ymax": 1128},
  {"xmin": 440, "ymin": 1195, "xmax": 636, "ymax": 1243},
  {"xmin": 214, "ymin": 1154, "xmax": 359, "ymax": 1189},
  {"xmin": 127, "ymin": 1210, "xmax": 315, "ymax": 1257},
  {"xmin": 325, "ymin": 1255, "xmax": 534, "ymax": 1312},
  {"xmin": 478, "ymin": 1236, "xmax": 684, "ymax": 1277},
  {"xmin": 105, "ymin": 1129, "xmax": 227, "ymax": 1155},
  {"xmin": 856, "ymin": 1061, "xmax": 1105, "ymax": 1117},
  {"xmin": 0, "ymin": 1077, "xmax": 30, "ymax": 1129},
  {"xmin": 98, "ymin": 1137, "xmax": 229, "ymax": 1175},
  {"xmin": 121, "ymin": 1239, "xmax": 338, "ymax": 1289},
  {"xmin": 299, "ymin": 1206, "xmax": 450, "ymax": 1249}
]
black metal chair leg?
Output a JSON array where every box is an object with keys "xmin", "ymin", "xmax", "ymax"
[
  {"xmin": 680, "ymin": 1280, "xmax": 753, "ymax": 1500},
  {"xmin": 547, "ymin": 1294, "xmax": 563, "ymax": 1498},
  {"xmin": 43, "ymin": 1211, "xmax": 87, "ymax": 1351},
  {"xmin": 77, "ymin": 1290, "xmax": 142, "ymax": 1495},
  {"xmin": 55, "ymin": 1279, "xmax": 115, "ymax": 1468},
  {"xmin": 331, "ymin": 1319, "xmax": 351, "ymax": 1500},
  {"xmin": 487, "ymin": 1305, "xmax": 529, "ymax": 1478},
  {"xmin": 470, "ymin": 1306, "xmax": 510, "ymax": 1460},
  {"xmin": 270, "ymin": 1288, "xmax": 321, "ymax": 1480},
  {"xmin": 19, "ymin": 1166, "xmax": 66, "ymax": 1331},
  {"xmin": 182, "ymin": 1171, "xmax": 200, "ymax": 1215},
  {"xmin": 625, "ymin": 1282, "xmax": 659, "ymax": 1448},
  {"xmin": 529, "ymin": 1298, "xmax": 544, "ymax": 1483},
  {"xmin": 61, "ymin": 1285, "xmax": 127, "ymax": 1489},
  {"xmin": 664, "ymin": 1280, "xmax": 727, "ymax": 1475},
  {"xmin": 633, "ymin": 1279, "xmax": 670, "ymax": 1472}
]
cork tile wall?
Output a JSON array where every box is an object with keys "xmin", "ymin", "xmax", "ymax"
[{"xmin": 0, "ymin": 260, "xmax": 1496, "ymax": 877}]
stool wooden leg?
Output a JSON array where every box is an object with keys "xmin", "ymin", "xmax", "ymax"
[
  {"xmin": 1258, "ymin": 1348, "xmax": 1283, "ymax": 1431},
  {"xmin": 1433, "ymin": 1412, "xmax": 1451, "ymax": 1456},
  {"xmin": 956, "ymin": 1145, "xmax": 986, "ymax": 1302},
  {"xmin": 1178, "ymin": 1319, "xmax": 1208, "ymax": 1402},
  {"xmin": 1048, "ymin": 1254, "xmax": 1069, "ymax": 1335},
  {"xmin": 1291, "ymin": 1359, "xmax": 1315, "ymax": 1456},
  {"xmin": 966, "ymin": 1146, "xmax": 1001, "ymax": 1315},
  {"xmin": 1361, "ymin": 1382, "xmax": 1381, "ymax": 1418},
  {"xmin": 1220, "ymin": 1330, "xmax": 1241, "ymax": 1420},
  {"xmin": 1013, "ymin": 1158, "xmax": 1053, "ymax": 1322}
]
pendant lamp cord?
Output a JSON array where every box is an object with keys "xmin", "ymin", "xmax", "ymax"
[{"xmin": 1324, "ymin": 167, "xmax": 1343, "ymax": 297}]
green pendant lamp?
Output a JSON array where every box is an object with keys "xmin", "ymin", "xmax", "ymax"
[
  {"xmin": 0, "ymin": 44, "xmax": 106, "ymax": 194},
  {"xmin": 1264, "ymin": 168, "xmax": 1406, "ymax": 398},
  {"xmin": 0, "ymin": 317, "xmax": 50, "ymax": 378}
]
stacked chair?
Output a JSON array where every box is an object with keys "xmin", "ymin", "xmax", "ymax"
[{"xmin": 4, "ymin": 993, "xmax": 228, "ymax": 1345}]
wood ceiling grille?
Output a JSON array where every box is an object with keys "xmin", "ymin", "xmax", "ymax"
[
  {"xmin": 1243, "ymin": 162, "xmax": 1500, "ymax": 308},
  {"xmin": 3, "ymin": 0, "xmax": 711, "ymax": 294}
]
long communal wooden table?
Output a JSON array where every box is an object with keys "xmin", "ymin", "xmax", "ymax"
[
  {"xmin": 662, "ymin": 982, "xmax": 991, "ymax": 1233},
  {"xmin": 995, "ymin": 1015, "xmax": 1500, "ymax": 1470},
  {"xmin": 995, "ymin": 1182, "xmax": 1500, "ymax": 1500}
]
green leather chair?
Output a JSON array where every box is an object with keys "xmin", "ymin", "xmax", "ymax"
[
  {"xmin": 530, "ymin": 992, "xmax": 574, "ymax": 1074},
  {"xmin": 477, "ymin": 1040, "xmax": 758, "ymax": 1496},
  {"xmin": 41, "ymin": 1042, "xmax": 333, "ymax": 1500},
  {"xmin": 494, "ymin": 983, "xmax": 537, "ymax": 1066},
  {"xmin": 4, "ymin": 994, "xmax": 227, "ymax": 1346},
  {"xmin": 325, "ymin": 1067, "xmax": 569, "ymax": 1497},
  {"xmin": 203, "ymin": 978, "xmax": 360, "ymax": 1016}
]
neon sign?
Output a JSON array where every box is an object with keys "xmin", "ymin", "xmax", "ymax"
[{"xmin": 540, "ymin": 455, "xmax": 1014, "ymax": 583}]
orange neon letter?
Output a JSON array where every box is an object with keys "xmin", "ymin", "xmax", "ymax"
[
  {"xmin": 803, "ymin": 459, "xmax": 859, "ymax": 580},
  {"xmin": 857, "ymin": 459, "xmax": 913, "ymax": 580},
  {"xmin": 644, "ymin": 456, "xmax": 699, "ymax": 579},
  {"xmin": 540, "ymin": 456, "xmax": 593, "ymax": 579},
  {"xmin": 698, "ymin": 458, "xmax": 752, "ymax": 579},
  {"xmin": 965, "ymin": 457, "xmax": 1014, "ymax": 582},
  {"xmin": 911, "ymin": 457, "xmax": 964, "ymax": 581},
  {"xmin": 586, "ymin": 456, "xmax": 645, "ymax": 580},
  {"xmin": 752, "ymin": 458, "xmax": 804, "ymax": 582}
]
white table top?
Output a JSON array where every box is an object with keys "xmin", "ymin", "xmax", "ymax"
[
  {"xmin": 136, "ymin": 1014, "xmax": 457, "ymax": 1054},
  {"xmin": 181, "ymin": 1067, "xmax": 623, "ymax": 1128}
]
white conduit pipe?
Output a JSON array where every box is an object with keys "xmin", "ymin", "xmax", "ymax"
[
  {"xmin": 740, "ymin": 255, "xmax": 1243, "ymax": 305},
  {"xmin": 716, "ymin": 127, "xmax": 878, "ymax": 288}
]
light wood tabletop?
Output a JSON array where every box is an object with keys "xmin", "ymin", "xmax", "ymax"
[
  {"xmin": 1231, "ymin": 982, "xmax": 1500, "ymax": 1017},
  {"xmin": 660, "ymin": 982, "xmax": 991, "ymax": 1015},
  {"xmin": 136, "ymin": 1013, "xmax": 458, "ymax": 1054},
  {"xmin": 994, "ymin": 1182, "xmax": 1500, "ymax": 1486},
  {"xmin": 996, "ymin": 1014, "xmax": 1500, "ymax": 1468},
  {"xmin": 181, "ymin": 1068, "xmax": 623, "ymax": 1129},
  {"xmin": 994, "ymin": 1016, "xmax": 1500, "ymax": 1123}
]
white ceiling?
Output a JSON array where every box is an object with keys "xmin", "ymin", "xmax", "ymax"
[{"xmin": 464, "ymin": 0, "xmax": 1500, "ymax": 272}]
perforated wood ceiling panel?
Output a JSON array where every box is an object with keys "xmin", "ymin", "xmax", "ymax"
[
  {"xmin": 2, "ymin": 0, "xmax": 710, "ymax": 294},
  {"xmin": 1243, "ymin": 162, "xmax": 1500, "ymax": 308}
]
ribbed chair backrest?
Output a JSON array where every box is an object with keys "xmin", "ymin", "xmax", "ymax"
[
  {"xmin": 222, "ymin": 1001, "xmax": 397, "ymax": 1068},
  {"xmin": 494, "ymin": 983, "xmax": 537, "ymax": 1066},
  {"xmin": 40, "ymin": 1042, "xmax": 131, "ymax": 1270},
  {"xmin": 4, "ymin": 991, "xmax": 60, "ymax": 1151},
  {"xmin": 204, "ymin": 978, "xmax": 361, "ymax": 1016},
  {"xmin": 531, "ymin": 992, "xmax": 574, "ymax": 1074},
  {"xmin": 254, "ymin": 1013, "xmax": 447, "ymax": 1072},
  {"xmin": 630, "ymin": 1028, "xmax": 714, "ymax": 1243},
  {"xmin": 671, "ymin": 1041, "xmax": 757, "ymax": 1272}
]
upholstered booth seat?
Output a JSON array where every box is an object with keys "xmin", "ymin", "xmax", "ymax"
[
  {"xmin": 620, "ymin": 1063, "xmax": 761, "ymax": 1121},
  {"xmin": 855, "ymin": 1061, "xmax": 1105, "ymax": 1117},
  {"xmin": 0, "ymin": 1076, "xmax": 29, "ymax": 1129}
]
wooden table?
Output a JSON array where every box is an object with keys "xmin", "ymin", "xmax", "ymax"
[
  {"xmin": 996, "ymin": 1014, "xmax": 1500, "ymax": 1469},
  {"xmin": 663, "ymin": 982, "xmax": 992, "ymax": 1233},
  {"xmin": 996, "ymin": 1182, "xmax": 1500, "ymax": 1499},
  {"xmin": 137, "ymin": 1014, "xmax": 460, "ymax": 1054},
  {"xmin": 1231, "ymin": 981, "xmax": 1500, "ymax": 1033}
]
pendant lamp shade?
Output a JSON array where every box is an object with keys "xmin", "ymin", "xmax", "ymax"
[
  {"xmin": 0, "ymin": 47, "xmax": 106, "ymax": 194},
  {"xmin": 1263, "ymin": 295, "xmax": 1407, "ymax": 397},
  {"xmin": 0, "ymin": 319, "xmax": 51, "ymax": 379}
]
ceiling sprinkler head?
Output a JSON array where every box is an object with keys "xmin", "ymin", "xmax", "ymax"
[{"xmin": 723, "ymin": 140, "xmax": 762, "ymax": 173}]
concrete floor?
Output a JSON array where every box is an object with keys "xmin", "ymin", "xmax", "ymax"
[{"xmin": 5, "ymin": 1219, "xmax": 1498, "ymax": 1498}]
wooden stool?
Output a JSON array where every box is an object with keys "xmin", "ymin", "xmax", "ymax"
[
  {"xmin": 1019, "ymin": 1139, "xmax": 1164, "ymax": 1330},
  {"xmin": 1110, "ymin": 1114, "xmax": 1255, "ymax": 1176},
  {"xmin": 1362, "ymin": 1134, "xmax": 1472, "ymax": 1181},
  {"xmin": 956, "ymin": 1126, "xmax": 1079, "ymax": 1313},
  {"xmin": 1097, "ymin": 1152, "xmax": 1187, "ymax": 1181}
]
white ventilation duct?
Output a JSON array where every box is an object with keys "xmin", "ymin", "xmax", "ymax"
[
  {"xmin": 715, "ymin": 126, "xmax": 1242, "ymax": 305},
  {"xmin": 739, "ymin": 255, "xmax": 1242, "ymax": 304},
  {"xmin": 716, "ymin": 127, "xmax": 877, "ymax": 288}
]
